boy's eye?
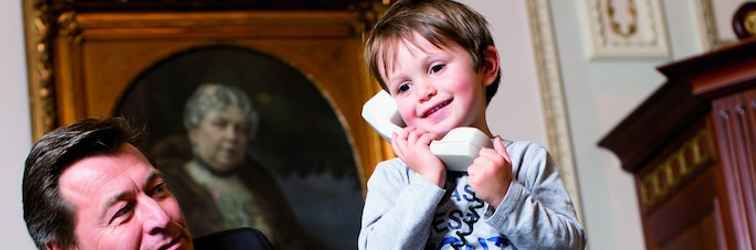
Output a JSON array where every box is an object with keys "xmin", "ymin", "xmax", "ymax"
[
  {"xmin": 397, "ymin": 83, "xmax": 411, "ymax": 94},
  {"xmin": 430, "ymin": 64, "xmax": 445, "ymax": 74}
]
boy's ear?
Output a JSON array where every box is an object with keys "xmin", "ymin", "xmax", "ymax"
[
  {"xmin": 45, "ymin": 241, "xmax": 65, "ymax": 250},
  {"xmin": 482, "ymin": 46, "xmax": 500, "ymax": 87}
]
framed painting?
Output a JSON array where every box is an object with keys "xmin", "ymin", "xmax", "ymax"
[{"xmin": 22, "ymin": 1, "xmax": 392, "ymax": 249}]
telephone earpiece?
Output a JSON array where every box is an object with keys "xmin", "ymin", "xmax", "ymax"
[{"xmin": 362, "ymin": 91, "xmax": 492, "ymax": 171}]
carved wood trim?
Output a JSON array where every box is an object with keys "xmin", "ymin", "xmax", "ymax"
[
  {"xmin": 637, "ymin": 125, "xmax": 717, "ymax": 211},
  {"xmin": 643, "ymin": 166, "xmax": 721, "ymax": 247}
]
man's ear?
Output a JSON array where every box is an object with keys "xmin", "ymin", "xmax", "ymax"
[{"xmin": 482, "ymin": 46, "xmax": 500, "ymax": 87}]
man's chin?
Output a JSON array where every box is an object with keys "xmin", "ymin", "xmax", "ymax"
[
  {"xmin": 158, "ymin": 233, "xmax": 193, "ymax": 250},
  {"xmin": 178, "ymin": 237, "xmax": 194, "ymax": 250}
]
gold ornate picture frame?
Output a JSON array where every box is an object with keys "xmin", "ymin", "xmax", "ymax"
[
  {"xmin": 22, "ymin": 0, "xmax": 394, "ymax": 187},
  {"xmin": 22, "ymin": 1, "xmax": 395, "ymax": 247}
]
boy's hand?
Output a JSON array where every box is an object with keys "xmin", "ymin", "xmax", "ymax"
[
  {"xmin": 391, "ymin": 127, "xmax": 446, "ymax": 187},
  {"xmin": 468, "ymin": 137, "xmax": 513, "ymax": 206}
]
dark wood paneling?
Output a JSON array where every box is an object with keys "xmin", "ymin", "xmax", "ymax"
[
  {"xmin": 645, "ymin": 166, "xmax": 722, "ymax": 247},
  {"xmin": 597, "ymin": 81, "xmax": 709, "ymax": 173},
  {"xmin": 600, "ymin": 38, "xmax": 756, "ymax": 250},
  {"xmin": 661, "ymin": 211, "xmax": 720, "ymax": 250},
  {"xmin": 713, "ymin": 88, "xmax": 756, "ymax": 250}
]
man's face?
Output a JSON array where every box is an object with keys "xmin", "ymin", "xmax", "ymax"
[
  {"xmin": 380, "ymin": 33, "xmax": 495, "ymax": 137},
  {"xmin": 57, "ymin": 144, "xmax": 193, "ymax": 250},
  {"xmin": 189, "ymin": 105, "xmax": 250, "ymax": 172}
]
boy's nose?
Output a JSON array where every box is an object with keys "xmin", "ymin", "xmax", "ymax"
[{"xmin": 415, "ymin": 83, "xmax": 437, "ymax": 103}]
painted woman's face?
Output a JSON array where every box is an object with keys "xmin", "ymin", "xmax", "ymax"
[{"xmin": 189, "ymin": 105, "xmax": 250, "ymax": 172}]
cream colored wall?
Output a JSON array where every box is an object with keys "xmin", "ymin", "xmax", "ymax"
[
  {"xmin": 464, "ymin": 0, "xmax": 548, "ymax": 145},
  {"xmin": 0, "ymin": 1, "xmax": 36, "ymax": 249},
  {"xmin": 0, "ymin": 0, "xmax": 726, "ymax": 249},
  {"xmin": 462, "ymin": 0, "xmax": 706, "ymax": 249},
  {"xmin": 554, "ymin": 0, "xmax": 706, "ymax": 249}
]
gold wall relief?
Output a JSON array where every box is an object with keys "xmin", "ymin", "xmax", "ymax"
[
  {"xmin": 639, "ymin": 128, "xmax": 716, "ymax": 209},
  {"xmin": 583, "ymin": 0, "xmax": 669, "ymax": 59},
  {"xmin": 607, "ymin": 0, "xmax": 638, "ymax": 38}
]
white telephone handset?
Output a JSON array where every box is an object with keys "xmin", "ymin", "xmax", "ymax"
[{"xmin": 361, "ymin": 91, "xmax": 492, "ymax": 172}]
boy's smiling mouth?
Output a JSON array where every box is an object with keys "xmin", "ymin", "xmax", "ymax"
[{"xmin": 421, "ymin": 98, "xmax": 452, "ymax": 118}]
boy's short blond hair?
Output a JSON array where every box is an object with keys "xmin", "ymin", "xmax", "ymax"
[{"xmin": 364, "ymin": 0, "xmax": 500, "ymax": 104}]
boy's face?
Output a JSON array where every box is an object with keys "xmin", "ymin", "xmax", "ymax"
[{"xmin": 380, "ymin": 33, "xmax": 498, "ymax": 136}]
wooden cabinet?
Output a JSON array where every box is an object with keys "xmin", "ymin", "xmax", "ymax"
[{"xmin": 599, "ymin": 38, "xmax": 756, "ymax": 250}]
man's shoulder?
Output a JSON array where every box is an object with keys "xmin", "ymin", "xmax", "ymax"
[{"xmin": 193, "ymin": 227, "xmax": 273, "ymax": 250}]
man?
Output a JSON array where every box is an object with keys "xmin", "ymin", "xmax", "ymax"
[{"xmin": 22, "ymin": 118, "xmax": 194, "ymax": 250}]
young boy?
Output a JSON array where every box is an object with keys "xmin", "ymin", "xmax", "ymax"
[{"xmin": 358, "ymin": 0, "xmax": 586, "ymax": 249}]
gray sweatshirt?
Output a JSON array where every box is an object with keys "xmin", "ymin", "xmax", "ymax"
[{"xmin": 358, "ymin": 140, "xmax": 585, "ymax": 249}]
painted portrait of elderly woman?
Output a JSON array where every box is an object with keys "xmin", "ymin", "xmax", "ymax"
[{"xmin": 115, "ymin": 46, "xmax": 363, "ymax": 250}]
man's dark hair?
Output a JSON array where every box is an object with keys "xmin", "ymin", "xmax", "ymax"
[{"xmin": 22, "ymin": 118, "xmax": 140, "ymax": 249}]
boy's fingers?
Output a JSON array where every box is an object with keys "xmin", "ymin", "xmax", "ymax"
[
  {"xmin": 428, "ymin": 131, "xmax": 441, "ymax": 141},
  {"xmin": 399, "ymin": 127, "xmax": 412, "ymax": 140},
  {"xmin": 418, "ymin": 133, "xmax": 433, "ymax": 146},
  {"xmin": 407, "ymin": 130, "xmax": 418, "ymax": 145},
  {"xmin": 478, "ymin": 148, "xmax": 500, "ymax": 161},
  {"xmin": 472, "ymin": 155, "xmax": 492, "ymax": 169},
  {"xmin": 391, "ymin": 136, "xmax": 404, "ymax": 159},
  {"xmin": 493, "ymin": 137, "xmax": 511, "ymax": 163},
  {"xmin": 467, "ymin": 163, "xmax": 479, "ymax": 178}
]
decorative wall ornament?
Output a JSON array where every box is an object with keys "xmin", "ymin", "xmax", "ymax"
[
  {"xmin": 580, "ymin": 0, "xmax": 670, "ymax": 59},
  {"xmin": 525, "ymin": 0, "xmax": 584, "ymax": 222}
]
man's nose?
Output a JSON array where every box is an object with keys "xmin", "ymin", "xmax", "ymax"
[{"xmin": 140, "ymin": 196, "xmax": 171, "ymax": 235}]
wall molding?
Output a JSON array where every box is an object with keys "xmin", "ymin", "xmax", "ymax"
[
  {"xmin": 694, "ymin": 0, "xmax": 738, "ymax": 50},
  {"xmin": 525, "ymin": 0, "xmax": 584, "ymax": 223}
]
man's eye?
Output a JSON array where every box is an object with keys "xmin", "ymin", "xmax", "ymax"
[
  {"xmin": 110, "ymin": 203, "xmax": 134, "ymax": 224},
  {"xmin": 430, "ymin": 64, "xmax": 445, "ymax": 74},
  {"xmin": 150, "ymin": 183, "xmax": 170, "ymax": 198}
]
